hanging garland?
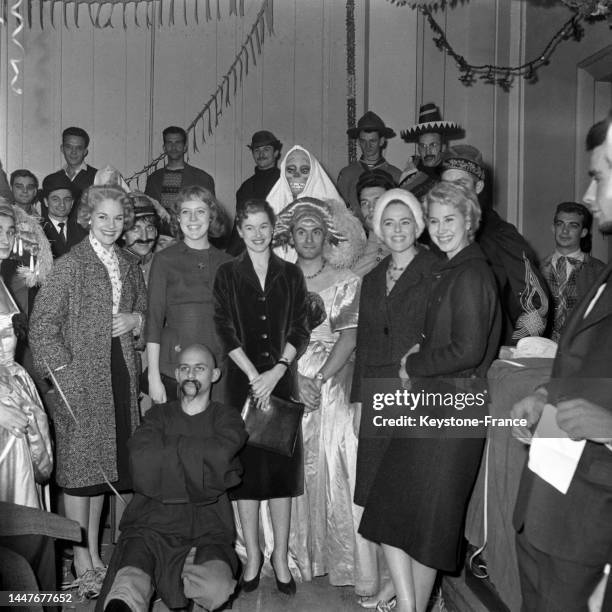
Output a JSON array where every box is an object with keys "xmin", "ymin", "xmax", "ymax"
[
  {"xmin": 420, "ymin": 6, "xmax": 585, "ymax": 90},
  {"xmin": 126, "ymin": 0, "xmax": 274, "ymax": 187},
  {"xmin": 346, "ymin": 0, "xmax": 356, "ymax": 163},
  {"xmin": 0, "ymin": 0, "xmax": 249, "ymax": 29}
]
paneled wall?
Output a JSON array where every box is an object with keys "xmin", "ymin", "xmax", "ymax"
[{"xmin": 0, "ymin": 0, "xmax": 349, "ymax": 214}]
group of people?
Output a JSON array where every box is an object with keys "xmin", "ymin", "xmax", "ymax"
[{"xmin": 0, "ymin": 104, "xmax": 610, "ymax": 612}]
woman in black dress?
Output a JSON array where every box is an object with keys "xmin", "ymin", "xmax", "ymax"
[
  {"xmin": 213, "ymin": 198, "xmax": 310, "ymax": 595},
  {"xmin": 351, "ymin": 188, "xmax": 438, "ymax": 610},
  {"xmin": 359, "ymin": 182, "xmax": 500, "ymax": 612}
]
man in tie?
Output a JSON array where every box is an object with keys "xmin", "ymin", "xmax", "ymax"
[
  {"xmin": 40, "ymin": 174, "xmax": 87, "ymax": 259},
  {"xmin": 540, "ymin": 202, "xmax": 605, "ymax": 342},
  {"xmin": 511, "ymin": 117, "xmax": 612, "ymax": 611}
]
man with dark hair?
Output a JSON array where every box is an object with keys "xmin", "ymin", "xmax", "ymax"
[
  {"xmin": 337, "ymin": 111, "xmax": 401, "ymax": 215},
  {"xmin": 226, "ymin": 131, "xmax": 282, "ymax": 256},
  {"xmin": 98, "ymin": 343, "xmax": 246, "ymax": 612},
  {"xmin": 40, "ymin": 174, "xmax": 87, "ymax": 258},
  {"xmin": 350, "ymin": 168, "xmax": 396, "ymax": 277},
  {"xmin": 399, "ymin": 103, "xmax": 462, "ymax": 200},
  {"xmin": 44, "ymin": 127, "xmax": 97, "ymax": 205},
  {"xmin": 512, "ymin": 117, "xmax": 612, "ymax": 612},
  {"xmin": 145, "ymin": 126, "xmax": 215, "ymax": 214},
  {"xmin": 541, "ymin": 201, "xmax": 605, "ymax": 342},
  {"xmin": 10, "ymin": 169, "xmax": 41, "ymax": 216}
]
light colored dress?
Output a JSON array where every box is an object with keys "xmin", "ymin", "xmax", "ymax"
[
  {"xmin": 288, "ymin": 269, "xmax": 370, "ymax": 588},
  {"xmin": 0, "ymin": 280, "xmax": 52, "ymax": 509}
]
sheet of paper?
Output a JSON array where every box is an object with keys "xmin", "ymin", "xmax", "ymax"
[{"xmin": 527, "ymin": 403, "xmax": 586, "ymax": 494}]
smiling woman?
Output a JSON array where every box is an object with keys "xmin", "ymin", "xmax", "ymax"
[
  {"xmin": 145, "ymin": 186, "xmax": 232, "ymax": 405},
  {"xmin": 29, "ymin": 186, "xmax": 147, "ymax": 599}
]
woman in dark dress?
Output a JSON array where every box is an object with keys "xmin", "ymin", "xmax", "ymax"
[
  {"xmin": 351, "ymin": 189, "xmax": 438, "ymax": 609},
  {"xmin": 213, "ymin": 198, "xmax": 310, "ymax": 596},
  {"xmin": 359, "ymin": 182, "xmax": 500, "ymax": 612},
  {"xmin": 30, "ymin": 186, "xmax": 147, "ymax": 598},
  {"xmin": 146, "ymin": 186, "xmax": 231, "ymax": 403}
]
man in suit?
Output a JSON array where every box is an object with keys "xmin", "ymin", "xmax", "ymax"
[
  {"xmin": 41, "ymin": 174, "xmax": 87, "ymax": 258},
  {"xmin": 511, "ymin": 118, "xmax": 612, "ymax": 611},
  {"xmin": 43, "ymin": 127, "xmax": 97, "ymax": 205},
  {"xmin": 145, "ymin": 126, "xmax": 215, "ymax": 212},
  {"xmin": 541, "ymin": 201, "xmax": 605, "ymax": 342}
]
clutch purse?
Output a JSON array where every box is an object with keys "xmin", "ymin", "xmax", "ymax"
[{"xmin": 241, "ymin": 394, "xmax": 304, "ymax": 457}]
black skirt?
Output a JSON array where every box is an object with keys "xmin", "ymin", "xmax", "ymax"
[
  {"xmin": 63, "ymin": 337, "xmax": 132, "ymax": 496},
  {"xmin": 226, "ymin": 366, "xmax": 303, "ymax": 500}
]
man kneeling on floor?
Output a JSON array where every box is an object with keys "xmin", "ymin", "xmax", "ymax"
[{"xmin": 97, "ymin": 344, "xmax": 247, "ymax": 612}]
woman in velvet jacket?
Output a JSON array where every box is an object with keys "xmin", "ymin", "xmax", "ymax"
[{"xmin": 213, "ymin": 198, "xmax": 310, "ymax": 596}]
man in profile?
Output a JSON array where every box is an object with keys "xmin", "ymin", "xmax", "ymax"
[{"xmin": 512, "ymin": 117, "xmax": 612, "ymax": 612}]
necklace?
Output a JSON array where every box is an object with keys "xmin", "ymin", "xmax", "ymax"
[{"xmin": 303, "ymin": 261, "xmax": 326, "ymax": 280}]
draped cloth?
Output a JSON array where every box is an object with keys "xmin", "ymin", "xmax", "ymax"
[{"xmin": 267, "ymin": 145, "xmax": 343, "ymax": 262}]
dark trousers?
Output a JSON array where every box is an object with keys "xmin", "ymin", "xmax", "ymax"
[{"xmin": 516, "ymin": 531, "xmax": 606, "ymax": 612}]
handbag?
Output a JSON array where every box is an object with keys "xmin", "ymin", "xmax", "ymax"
[{"xmin": 241, "ymin": 394, "xmax": 304, "ymax": 457}]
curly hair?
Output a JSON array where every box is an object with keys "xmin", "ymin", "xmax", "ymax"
[
  {"xmin": 424, "ymin": 181, "xmax": 481, "ymax": 243},
  {"xmin": 77, "ymin": 186, "xmax": 135, "ymax": 232},
  {"xmin": 174, "ymin": 185, "xmax": 229, "ymax": 239},
  {"xmin": 235, "ymin": 198, "xmax": 276, "ymax": 228}
]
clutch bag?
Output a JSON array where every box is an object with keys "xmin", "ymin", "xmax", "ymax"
[{"xmin": 241, "ymin": 394, "xmax": 304, "ymax": 457}]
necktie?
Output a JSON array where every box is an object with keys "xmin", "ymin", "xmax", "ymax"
[
  {"xmin": 555, "ymin": 256, "xmax": 567, "ymax": 286},
  {"xmin": 58, "ymin": 222, "xmax": 66, "ymax": 247}
]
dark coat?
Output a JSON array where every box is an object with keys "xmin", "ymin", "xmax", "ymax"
[
  {"xmin": 514, "ymin": 261, "xmax": 612, "ymax": 566},
  {"xmin": 226, "ymin": 167, "xmax": 281, "ymax": 256},
  {"xmin": 404, "ymin": 241, "xmax": 501, "ymax": 379},
  {"xmin": 145, "ymin": 163, "xmax": 215, "ymax": 201},
  {"xmin": 41, "ymin": 214, "xmax": 88, "ymax": 259},
  {"xmin": 44, "ymin": 166, "xmax": 97, "ymax": 208},
  {"xmin": 29, "ymin": 238, "xmax": 147, "ymax": 488},
  {"xmin": 352, "ymin": 248, "xmax": 438, "ymax": 505}
]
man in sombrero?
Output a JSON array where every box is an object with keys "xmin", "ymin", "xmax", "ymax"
[
  {"xmin": 337, "ymin": 111, "xmax": 402, "ymax": 216},
  {"xmin": 399, "ymin": 102, "xmax": 462, "ymax": 200}
]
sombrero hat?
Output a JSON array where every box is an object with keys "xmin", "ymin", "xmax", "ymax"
[{"xmin": 400, "ymin": 103, "xmax": 462, "ymax": 143}]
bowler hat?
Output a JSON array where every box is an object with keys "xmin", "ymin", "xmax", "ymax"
[
  {"xmin": 42, "ymin": 174, "xmax": 78, "ymax": 200},
  {"xmin": 347, "ymin": 111, "xmax": 396, "ymax": 139},
  {"xmin": 400, "ymin": 103, "xmax": 462, "ymax": 142},
  {"xmin": 248, "ymin": 130, "xmax": 282, "ymax": 151}
]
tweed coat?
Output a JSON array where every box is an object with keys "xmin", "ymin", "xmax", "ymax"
[{"xmin": 29, "ymin": 237, "xmax": 147, "ymax": 489}]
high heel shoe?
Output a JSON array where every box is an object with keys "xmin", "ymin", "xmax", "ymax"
[
  {"xmin": 270, "ymin": 556, "xmax": 296, "ymax": 596},
  {"xmin": 240, "ymin": 551, "xmax": 264, "ymax": 593}
]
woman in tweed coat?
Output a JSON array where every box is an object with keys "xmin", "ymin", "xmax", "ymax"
[{"xmin": 30, "ymin": 186, "xmax": 146, "ymax": 596}]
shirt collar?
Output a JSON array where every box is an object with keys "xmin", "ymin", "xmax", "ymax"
[
  {"xmin": 89, "ymin": 233, "xmax": 119, "ymax": 263},
  {"xmin": 552, "ymin": 249, "xmax": 584, "ymax": 265},
  {"xmin": 63, "ymin": 162, "xmax": 88, "ymax": 179}
]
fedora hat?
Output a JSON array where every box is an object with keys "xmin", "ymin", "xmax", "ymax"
[
  {"xmin": 347, "ymin": 111, "xmax": 396, "ymax": 139},
  {"xmin": 247, "ymin": 130, "xmax": 282, "ymax": 151},
  {"xmin": 400, "ymin": 103, "xmax": 462, "ymax": 142}
]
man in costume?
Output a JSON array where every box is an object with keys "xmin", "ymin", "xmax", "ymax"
[
  {"xmin": 98, "ymin": 343, "xmax": 247, "ymax": 612},
  {"xmin": 540, "ymin": 201, "xmax": 605, "ymax": 342},
  {"xmin": 44, "ymin": 127, "xmax": 97, "ymax": 205},
  {"xmin": 122, "ymin": 193, "xmax": 160, "ymax": 287},
  {"xmin": 399, "ymin": 103, "xmax": 462, "ymax": 200},
  {"xmin": 511, "ymin": 117, "xmax": 612, "ymax": 611},
  {"xmin": 440, "ymin": 144, "xmax": 549, "ymax": 344},
  {"xmin": 226, "ymin": 130, "xmax": 282, "ymax": 256},
  {"xmin": 337, "ymin": 111, "xmax": 401, "ymax": 215}
]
